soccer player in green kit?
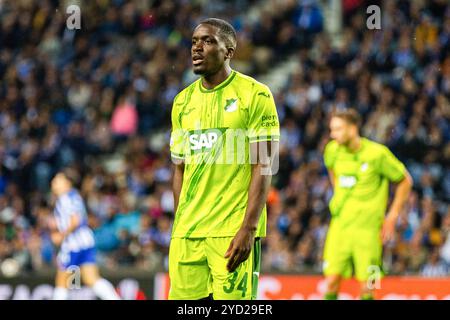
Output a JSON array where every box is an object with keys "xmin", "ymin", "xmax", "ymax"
[
  {"xmin": 168, "ymin": 18, "xmax": 279, "ymax": 300},
  {"xmin": 322, "ymin": 109, "xmax": 413, "ymax": 300}
]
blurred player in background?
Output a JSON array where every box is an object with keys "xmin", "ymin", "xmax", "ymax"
[
  {"xmin": 50, "ymin": 169, "xmax": 121, "ymax": 300},
  {"xmin": 169, "ymin": 18, "xmax": 279, "ymax": 300},
  {"xmin": 322, "ymin": 109, "xmax": 413, "ymax": 300}
]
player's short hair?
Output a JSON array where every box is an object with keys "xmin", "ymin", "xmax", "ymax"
[
  {"xmin": 59, "ymin": 167, "xmax": 80, "ymax": 187},
  {"xmin": 331, "ymin": 108, "xmax": 362, "ymax": 128},
  {"xmin": 199, "ymin": 18, "xmax": 237, "ymax": 49}
]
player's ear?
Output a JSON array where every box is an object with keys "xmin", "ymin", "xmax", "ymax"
[{"xmin": 225, "ymin": 47, "xmax": 235, "ymax": 60}]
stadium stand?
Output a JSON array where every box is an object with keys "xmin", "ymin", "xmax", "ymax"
[{"xmin": 0, "ymin": 0, "xmax": 449, "ymax": 278}]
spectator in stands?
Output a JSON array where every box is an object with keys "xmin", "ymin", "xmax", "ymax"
[{"xmin": 0, "ymin": 0, "xmax": 448, "ymax": 278}]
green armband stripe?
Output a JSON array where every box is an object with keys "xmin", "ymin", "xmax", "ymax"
[
  {"xmin": 171, "ymin": 152, "xmax": 185, "ymax": 159},
  {"xmin": 249, "ymin": 135, "xmax": 280, "ymax": 143}
]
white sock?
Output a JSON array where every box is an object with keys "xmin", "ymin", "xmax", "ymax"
[
  {"xmin": 92, "ymin": 278, "xmax": 121, "ymax": 300},
  {"xmin": 53, "ymin": 287, "xmax": 69, "ymax": 300}
]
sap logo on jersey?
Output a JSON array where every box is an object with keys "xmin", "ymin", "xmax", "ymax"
[
  {"xmin": 190, "ymin": 132, "xmax": 218, "ymax": 150},
  {"xmin": 189, "ymin": 128, "xmax": 226, "ymax": 151},
  {"xmin": 339, "ymin": 175, "xmax": 357, "ymax": 188}
]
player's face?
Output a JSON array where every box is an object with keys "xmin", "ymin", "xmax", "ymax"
[
  {"xmin": 329, "ymin": 117, "xmax": 355, "ymax": 145},
  {"xmin": 51, "ymin": 173, "xmax": 66, "ymax": 195},
  {"xmin": 191, "ymin": 24, "xmax": 229, "ymax": 76}
]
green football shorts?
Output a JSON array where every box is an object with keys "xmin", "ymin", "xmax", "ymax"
[
  {"xmin": 168, "ymin": 237, "xmax": 261, "ymax": 300},
  {"xmin": 323, "ymin": 221, "xmax": 384, "ymax": 282}
]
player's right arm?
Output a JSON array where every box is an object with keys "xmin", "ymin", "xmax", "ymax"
[
  {"xmin": 170, "ymin": 94, "xmax": 186, "ymax": 214},
  {"xmin": 173, "ymin": 163, "xmax": 184, "ymax": 213},
  {"xmin": 49, "ymin": 217, "xmax": 64, "ymax": 246},
  {"xmin": 323, "ymin": 141, "xmax": 337, "ymax": 188},
  {"xmin": 327, "ymin": 169, "xmax": 335, "ymax": 188}
]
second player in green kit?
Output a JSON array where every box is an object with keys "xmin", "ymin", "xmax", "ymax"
[
  {"xmin": 169, "ymin": 18, "xmax": 279, "ymax": 300},
  {"xmin": 322, "ymin": 109, "xmax": 413, "ymax": 300}
]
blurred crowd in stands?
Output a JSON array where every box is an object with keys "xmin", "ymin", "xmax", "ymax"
[{"xmin": 0, "ymin": 0, "xmax": 449, "ymax": 277}]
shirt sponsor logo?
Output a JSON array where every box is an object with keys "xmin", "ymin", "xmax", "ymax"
[
  {"xmin": 224, "ymin": 98, "xmax": 238, "ymax": 112},
  {"xmin": 339, "ymin": 175, "xmax": 357, "ymax": 188},
  {"xmin": 188, "ymin": 128, "xmax": 227, "ymax": 151},
  {"xmin": 361, "ymin": 162, "xmax": 369, "ymax": 172},
  {"xmin": 190, "ymin": 132, "xmax": 218, "ymax": 150},
  {"xmin": 261, "ymin": 115, "xmax": 278, "ymax": 127}
]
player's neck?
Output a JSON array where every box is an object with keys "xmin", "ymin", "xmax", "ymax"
[
  {"xmin": 201, "ymin": 65, "xmax": 232, "ymax": 90},
  {"xmin": 57, "ymin": 187, "xmax": 72, "ymax": 197},
  {"xmin": 347, "ymin": 136, "xmax": 362, "ymax": 153}
]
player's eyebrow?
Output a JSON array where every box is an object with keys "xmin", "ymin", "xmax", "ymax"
[{"xmin": 192, "ymin": 35, "xmax": 216, "ymax": 41}]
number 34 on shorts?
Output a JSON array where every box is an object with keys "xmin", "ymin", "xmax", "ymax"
[{"xmin": 168, "ymin": 237, "xmax": 261, "ymax": 300}]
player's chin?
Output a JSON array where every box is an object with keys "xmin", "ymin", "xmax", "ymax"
[{"xmin": 192, "ymin": 65, "xmax": 206, "ymax": 75}]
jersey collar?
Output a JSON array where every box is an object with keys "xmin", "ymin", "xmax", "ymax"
[
  {"xmin": 343, "ymin": 137, "xmax": 367, "ymax": 154},
  {"xmin": 199, "ymin": 70, "xmax": 236, "ymax": 93}
]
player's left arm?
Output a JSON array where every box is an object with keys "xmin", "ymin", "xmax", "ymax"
[
  {"xmin": 382, "ymin": 170, "xmax": 413, "ymax": 242},
  {"xmin": 380, "ymin": 147, "xmax": 414, "ymax": 243},
  {"xmin": 225, "ymin": 84, "xmax": 280, "ymax": 272},
  {"xmin": 225, "ymin": 141, "xmax": 279, "ymax": 272}
]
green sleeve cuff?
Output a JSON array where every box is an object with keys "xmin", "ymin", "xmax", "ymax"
[
  {"xmin": 249, "ymin": 135, "xmax": 280, "ymax": 143},
  {"xmin": 171, "ymin": 152, "xmax": 185, "ymax": 159}
]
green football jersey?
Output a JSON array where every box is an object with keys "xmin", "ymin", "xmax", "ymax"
[
  {"xmin": 324, "ymin": 138, "xmax": 406, "ymax": 230},
  {"xmin": 170, "ymin": 70, "xmax": 280, "ymax": 238}
]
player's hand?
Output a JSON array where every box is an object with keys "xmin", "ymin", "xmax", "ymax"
[
  {"xmin": 51, "ymin": 231, "xmax": 64, "ymax": 246},
  {"xmin": 47, "ymin": 217, "xmax": 58, "ymax": 231},
  {"xmin": 381, "ymin": 214, "xmax": 397, "ymax": 244},
  {"xmin": 224, "ymin": 227, "xmax": 255, "ymax": 272}
]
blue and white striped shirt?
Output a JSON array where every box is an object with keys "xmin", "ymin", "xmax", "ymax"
[{"xmin": 54, "ymin": 189, "xmax": 95, "ymax": 253}]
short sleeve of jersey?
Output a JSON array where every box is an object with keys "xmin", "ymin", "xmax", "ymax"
[
  {"xmin": 247, "ymin": 85, "xmax": 280, "ymax": 143},
  {"xmin": 170, "ymin": 95, "xmax": 186, "ymax": 160},
  {"xmin": 379, "ymin": 146, "xmax": 406, "ymax": 182},
  {"xmin": 323, "ymin": 140, "xmax": 338, "ymax": 169}
]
